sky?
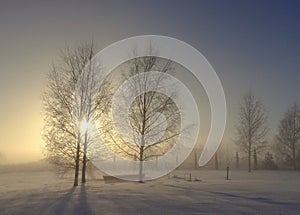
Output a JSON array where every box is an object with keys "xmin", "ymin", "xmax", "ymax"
[{"xmin": 0, "ymin": 0, "xmax": 299, "ymax": 163}]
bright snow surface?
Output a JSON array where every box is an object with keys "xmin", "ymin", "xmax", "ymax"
[{"xmin": 0, "ymin": 166, "xmax": 299, "ymax": 214}]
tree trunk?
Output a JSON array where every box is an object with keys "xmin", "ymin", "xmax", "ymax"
[
  {"xmin": 215, "ymin": 153, "xmax": 219, "ymax": 170},
  {"xmin": 139, "ymin": 140, "xmax": 144, "ymax": 183},
  {"xmin": 139, "ymin": 159, "xmax": 144, "ymax": 183},
  {"xmin": 73, "ymin": 137, "xmax": 81, "ymax": 186},
  {"xmin": 81, "ymin": 131, "xmax": 88, "ymax": 183},
  {"xmin": 248, "ymin": 144, "xmax": 251, "ymax": 172},
  {"xmin": 292, "ymin": 142, "xmax": 296, "ymax": 170},
  {"xmin": 81, "ymin": 153, "xmax": 87, "ymax": 183},
  {"xmin": 194, "ymin": 151, "xmax": 197, "ymax": 169},
  {"xmin": 139, "ymin": 148, "xmax": 144, "ymax": 183},
  {"xmin": 236, "ymin": 152, "xmax": 239, "ymax": 169},
  {"xmin": 113, "ymin": 154, "xmax": 116, "ymax": 169},
  {"xmin": 253, "ymin": 148, "xmax": 257, "ymax": 170}
]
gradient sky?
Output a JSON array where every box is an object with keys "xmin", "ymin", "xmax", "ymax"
[{"xmin": 0, "ymin": 0, "xmax": 299, "ymax": 163}]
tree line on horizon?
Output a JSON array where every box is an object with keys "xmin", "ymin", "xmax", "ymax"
[{"xmin": 234, "ymin": 91, "xmax": 300, "ymax": 172}]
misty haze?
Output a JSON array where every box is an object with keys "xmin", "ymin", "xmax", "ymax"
[{"xmin": 1, "ymin": 1, "xmax": 300, "ymax": 215}]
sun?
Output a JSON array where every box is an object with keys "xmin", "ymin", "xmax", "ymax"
[{"xmin": 80, "ymin": 118, "xmax": 92, "ymax": 133}]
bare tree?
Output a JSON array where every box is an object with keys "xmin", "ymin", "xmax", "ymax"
[
  {"xmin": 104, "ymin": 55, "xmax": 182, "ymax": 182},
  {"xmin": 75, "ymin": 55, "xmax": 112, "ymax": 184},
  {"xmin": 43, "ymin": 42, "xmax": 110, "ymax": 186},
  {"xmin": 275, "ymin": 103, "xmax": 300, "ymax": 170},
  {"xmin": 235, "ymin": 91, "xmax": 268, "ymax": 172}
]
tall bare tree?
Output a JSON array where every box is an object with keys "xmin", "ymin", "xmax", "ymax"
[
  {"xmin": 275, "ymin": 103, "xmax": 300, "ymax": 170},
  {"xmin": 235, "ymin": 91, "xmax": 268, "ymax": 172},
  {"xmin": 75, "ymin": 55, "xmax": 112, "ymax": 184},
  {"xmin": 43, "ymin": 42, "xmax": 110, "ymax": 186},
  {"xmin": 104, "ymin": 55, "xmax": 182, "ymax": 182}
]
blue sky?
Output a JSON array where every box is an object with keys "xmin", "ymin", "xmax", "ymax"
[{"xmin": 0, "ymin": 0, "xmax": 299, "ymax": 162}]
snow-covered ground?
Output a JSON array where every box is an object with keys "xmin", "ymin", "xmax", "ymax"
[{"xmin": 0, "ymin": 167, "xmax": 300, "ymax": 215}]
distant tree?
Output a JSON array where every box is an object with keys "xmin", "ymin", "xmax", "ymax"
[
  {"xmin": 275, "ymin": 103, "xmax": 300, "ymax": 170},
  {"xmin": 214, "ymin": 152, "xmax": 219, "ymax": 170},
  {"xmin": 261, "ymin": 152, "xmax": 278, "ymax": 170},
  {"xmin": 235, "ymin": 152, "xmax": 239, "ymax": 169},
  {"xmin": 235, "ymin": 91, "xmax": 268, "ymax": 172}
]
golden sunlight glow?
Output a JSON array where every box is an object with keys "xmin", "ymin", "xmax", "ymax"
[{"xmin": 80, "ymin": 118, "xmax": 92, "ymax": 133}]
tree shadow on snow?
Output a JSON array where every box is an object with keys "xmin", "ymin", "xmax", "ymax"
[
  {"xmin": 73, "ymin": 185, "xmax": 93, "ymax": 215},
  {"xmin": 43, "ymin": 187, "xmax": 76, "ymax": 215}
]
